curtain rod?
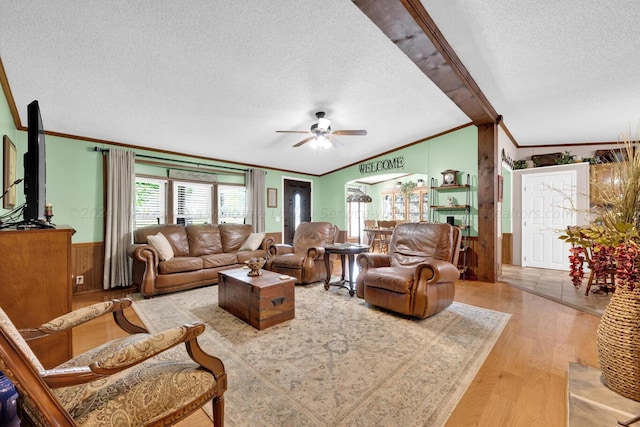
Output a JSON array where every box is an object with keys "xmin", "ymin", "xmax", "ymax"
[{"xmin": 93, "ymin": 147, "xmax": 248, "ymax": 172}]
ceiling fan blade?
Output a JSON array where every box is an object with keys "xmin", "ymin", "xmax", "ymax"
[
  {"xmin": 292, "ymin": 136, "xmax": 316, "ymax": 147},
  {"xmin": 276, "ymin": 130, "xmax": 310, "ymax": 134},
  {"xmin": 328, "ymin": 135, "xmax": 344, "ymax": 148},
  {"xmin": 332, "ymin": 130, "xmax": 367, "ymax": 136}
]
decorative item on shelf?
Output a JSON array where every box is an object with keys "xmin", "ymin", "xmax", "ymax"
[
  {"xmin": 513, "ymin": 160, "xmax": 528, "ymax": 170},
  {"xmin": 559, "ymin": 134, "xmax": 640, "ymax": 402},
  {"xmin": 446, "ymin": 216, "xmax": 454, "ymax": 226},
  {"xmin": 555, "ymin": 150, "xmax": 575, "ymax": 165},
  {"xmin": 44, "ymin": 202, "xmax": 53, "ymax": 223},
  {"xmin": 246, "ymin": 257, "xmax": 266, "ymax": 276},
  {"xmin": 446, "ymin": 196, "xmax": 454, "ymax": 206},
  {"xmin": 441, "ymin": 170, "xmax": 459, "ymax": 186},
  {"xmin": 396, "ymin": 181, "xmax": 402, "ymax": 188},
  {"xmin": 400, "ymin": 180, "xmax": 416, "ymax": 197},
  {"xmin": 417, "ymin": 178, "xmax": 424, "ymax": 187}
]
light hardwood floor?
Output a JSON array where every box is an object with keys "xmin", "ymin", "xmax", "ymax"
[{"xmin": 72, "ymin": 277, "xmax": 601, "ymax": 427}]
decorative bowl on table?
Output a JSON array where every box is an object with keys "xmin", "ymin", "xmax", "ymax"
[{"xmin": 246, "ymin": 257, "xmax": 266, "ymax": 276}]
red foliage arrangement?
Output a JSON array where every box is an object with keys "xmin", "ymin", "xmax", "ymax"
[
  {"xmin": 615, "ymin": 242, "xmax": 640, "ymax": 290},
  {"xmin": 568, "ymin": 246, "xmax": 585, "ymax": 287}
]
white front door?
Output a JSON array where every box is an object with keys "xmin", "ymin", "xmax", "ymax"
[{"xmin": 522, "ymin": 170, "xmax": 577, "ymax": 270}]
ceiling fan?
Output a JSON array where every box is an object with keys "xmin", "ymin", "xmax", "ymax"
[{"xmin": 276, "ymin": 112, "xmax": 367, "ymax": 149}]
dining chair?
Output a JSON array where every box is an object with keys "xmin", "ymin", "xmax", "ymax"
[{"xmin": 375, "ymin": 220, "xmax": 397, "ymax": 254}]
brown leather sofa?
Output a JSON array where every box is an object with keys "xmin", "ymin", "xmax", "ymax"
[
  {"xmin": 356, "ymin": 222, "xmax": 461, "ymax": 318},
  {"xmin": 129, "ymin": 223, "xmax": 273, "ymax": 298},
  {"xmin": 266, "ymin": 222, "xmax": 339, "ymax": 284}
]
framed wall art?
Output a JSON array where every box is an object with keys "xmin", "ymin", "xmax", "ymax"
[
  {"xmin": 3, "ymin": 135, "xmax": 17, "ymax": 209},
  {"xmin": 267, "ymin": 187, "xmax": 277, "ymax": 208}
]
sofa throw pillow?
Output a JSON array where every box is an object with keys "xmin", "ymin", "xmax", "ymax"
[
  {"xmin": 147, "ymin": 232, "xmax": 174, "ymax": 261},
  {"xmin": 239, "ymin": 232, "xmax": 265, "ymax": 251}
]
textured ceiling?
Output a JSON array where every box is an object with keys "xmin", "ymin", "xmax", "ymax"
[{"xmin": 1, "ymin": 1, "xmax": 639, "ymax": 175}]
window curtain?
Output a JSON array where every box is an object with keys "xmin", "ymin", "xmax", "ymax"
[
  {"xmin": 103, "ymin": 148, "xmax": 135, "ymax": 289},
  {"xmin": 245, "ymin": 168, "xmax": 266, "ymax": 232}
]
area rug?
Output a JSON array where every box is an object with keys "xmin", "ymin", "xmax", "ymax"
[{"xmin": 130, "ymin": 283, "xmax": 510, "ymax": 426}]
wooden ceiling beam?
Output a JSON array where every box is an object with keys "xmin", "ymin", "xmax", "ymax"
[{"xmin": 352, "ymin": 0, "xmax": 498, "ymax": 125}]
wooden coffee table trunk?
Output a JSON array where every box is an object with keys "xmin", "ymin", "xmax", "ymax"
[{"xmin": 218, "ymin": 268, "xmax": 295, "ymax": 330}]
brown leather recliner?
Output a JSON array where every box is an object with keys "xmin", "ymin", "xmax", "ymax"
[
  {"xmin": 266, "ymin": 222, "xmax": 339, "ymax": 284},
  {"xmin": 356, "ymin": 222, "xmax": 461, "ymax": 318}
]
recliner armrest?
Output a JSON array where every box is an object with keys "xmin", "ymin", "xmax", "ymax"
[
  {"xmin": 307, "ymin": 246, "xmax": 325, "ymax": 260},
  {"xmin": 415, "ymin": 259, "xmax": 460, "ymax": 284},
  {"xmin": 357, "ymin": 253, "xmax": 391, "ymax": 270},
  {"xmin": 269, "ymin": 243, "xmax": 294, "ymax": 256}
]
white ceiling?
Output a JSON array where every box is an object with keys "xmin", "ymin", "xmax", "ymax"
[{"xmin": 1, "ymin": 1, "xmax": 639, "ymax": 175}]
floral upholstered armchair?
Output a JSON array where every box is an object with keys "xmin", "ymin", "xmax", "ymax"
[{"xmin": 0, "ymin": 299, "xmax": 227, "ymax": 426}]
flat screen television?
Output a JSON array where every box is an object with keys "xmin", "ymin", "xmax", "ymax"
[{"xmin": 23, "ymin": 100, "xmax": 47, "ymax": 223}]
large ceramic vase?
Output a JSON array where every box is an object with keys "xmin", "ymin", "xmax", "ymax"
[{"xmin": 596, "ymin": 285, "xmax": 640, "ymax": 401}]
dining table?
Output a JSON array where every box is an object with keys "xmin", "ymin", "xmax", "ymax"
[{"xmin": 363, "ymin": 227, "xmax": 394, "ymax": 251}]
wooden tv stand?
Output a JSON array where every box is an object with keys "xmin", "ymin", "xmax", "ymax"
[{"xmin": 0, "ymin": 226, "xmax": 75, "ymax": 368}]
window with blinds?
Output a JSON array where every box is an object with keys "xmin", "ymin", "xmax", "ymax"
[
  {"xmin": 135, "ymin": 177, "xmax": 167, "ymax": 228},
  {"xmin": 218, "ymin": 185, "xmax": 246, "ymax": 224},
  {"xmin": 173, "ymin": 181, "xmax": 212, "ymax": 225},
  {"xmin": 134, "ymin": 176, "xmax": 246, "ymax": 228}
]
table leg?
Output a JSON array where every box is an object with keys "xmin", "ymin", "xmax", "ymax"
[
  {"xmin": 347, "ymin": 253, "xmax": 355, "ymax": 296},
  {"xmin": 339, "ymin": 254, "xmax": 346, "ymax": 282},
  {"xmin": 323, "ymin": 251, "xmax": 331, "ymax": 290}
]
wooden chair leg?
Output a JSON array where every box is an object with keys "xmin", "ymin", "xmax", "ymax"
[
  {"xmin": 212, "ymin": 396, "xmax": 224, "ymax": 427},
  {"xmin": 585, "ymin": 269, "xmax": 595, "ymax": 296}
]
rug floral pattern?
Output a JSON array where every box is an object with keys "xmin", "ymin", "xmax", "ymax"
[{"xmin": 131, "ymin": 282, "xmax": 510, "ymax": 426}]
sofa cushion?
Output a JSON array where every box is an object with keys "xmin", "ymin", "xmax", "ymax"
[
  {"xmin": 239, "ymin": 232, "xmax": 265, "ymax": 251},
  {"xmin": 362, "ymin": 266, "xmax": 414, "ymax": 294},
  {"xmin": 147, "ymin": 232, "xmax": 174, "ymax": 261},
  {"xmin": 268, "ymin": 253, "xmax": 305, "ymax": 268},
  {"xmin": 201, "ymin": 253, "xmax": 238, "ymax": 269},
  {"xmin": 158, "ymin": 257, "xmax": 204, "ymax": 274},
  {"xmin": 219, "ymin": 224, "xmax": 253, "ymax": 252},
  {"xmin": 186, "ymin": 224, "xmax": 223, "ymax": 256},
  {"xmin": 134, "ymin": 225, "xmax": 190, "ymax": 257}
]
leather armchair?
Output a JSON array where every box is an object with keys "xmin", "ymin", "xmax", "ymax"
[
  {"xmin": 266, "ymin": 222, "xmax": 339, "ymax": 284},
  {"xmin": 356, "ymin": 222, "xmax": 461, "ymax": 318}
]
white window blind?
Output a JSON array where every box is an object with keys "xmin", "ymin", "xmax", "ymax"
[
  {"xmin": 135, "ymin": 177, "xmax": 167, "ymax": 228},
  {"xmin": 218, "ymin": 185, "xmax": 246, "ymax": 224},
  {"xmin": 173, "ymin": 181, "xmax": 212, "ymax": 225}
]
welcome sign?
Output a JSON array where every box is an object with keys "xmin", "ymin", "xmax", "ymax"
[{"xmin": 358, "ymin": 156, "xmax": 405, "ymax": 174}]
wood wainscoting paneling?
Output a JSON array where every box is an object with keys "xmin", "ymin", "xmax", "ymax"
[
  {"xmin": 266, "ymin": 231, "xmax": 281, "ymax": 245},
  {"xmin": 502, "ymin": 233, "xmax": 513, "ymax": 265},
  {"xmin": 72, "ymin": 242, "xmax": 104, "ymax": 293}
]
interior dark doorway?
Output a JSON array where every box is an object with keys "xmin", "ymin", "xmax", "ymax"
[{"xmin": 283, "ymin": 179, "xmax": 311, "ymax": 244}]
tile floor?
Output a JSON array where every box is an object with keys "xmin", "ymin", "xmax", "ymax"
[{"xmin": 499, "ymin": 264, "xmax": 611, "ymax": 316}]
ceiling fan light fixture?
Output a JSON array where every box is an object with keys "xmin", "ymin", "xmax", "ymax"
[
  {"xmin": 310, "ymin": 134, "xmax": 331, "ymax": 150},
  {"xmin": 317, "ymin": 117, "xmax": 331, "ymax": 132}
]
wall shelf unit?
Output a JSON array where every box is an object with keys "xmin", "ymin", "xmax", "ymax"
[{"xmin": 430, "ymin": 174, "xmax": 471, "ymax": 278}]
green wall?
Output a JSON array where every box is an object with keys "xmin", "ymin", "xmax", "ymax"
[
  {"xmin": 316, "ymin": 126, "xmax": 479, "ymax": 235},
  {"xmin": 1, "ymin": 86, "xmax": 479, "ymax": 242}
]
